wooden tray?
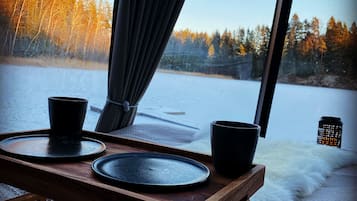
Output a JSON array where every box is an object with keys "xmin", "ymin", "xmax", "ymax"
[{"xmin": 0, "ymin": 129, "xmax": 265, "ymax": 201}]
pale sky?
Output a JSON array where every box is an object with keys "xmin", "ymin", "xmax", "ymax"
[{"xmin": 174, "ymin": 0, "xmax": 357, "ymax": 33}]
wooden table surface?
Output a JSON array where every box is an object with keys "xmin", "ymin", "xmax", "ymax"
[{"xmin": 0, "ymin": 129, "xmax": 265, "ymax": 201}]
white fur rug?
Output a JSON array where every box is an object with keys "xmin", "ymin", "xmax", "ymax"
[
  {"xmin": 252, "ymin": 140, "xmax": 357, "ymax": 201},
  {"xmin": 178, "ymin": 137, "xmax": 357, "ymax": 201}
]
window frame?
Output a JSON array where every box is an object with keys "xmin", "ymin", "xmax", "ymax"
[{"xmin": 254, "ymin": 0, "xmax": 293, "ymax": 137}]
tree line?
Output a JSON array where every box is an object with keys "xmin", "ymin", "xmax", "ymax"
[
  {"xmin": 161, "ymin": 25, "xmax": 271, "ymax": 78},
  {"xmin": 0, "ymin": 0, "xmax": 112, "ymax": 62},
  {"xmin": 161, "ymin": 14, "xmax": 357, "ymax": 89},
  {"xmin": 0, "ymin": 1, "xmax": 356, "ymax": 89},
  {"xmin": 282, "ymin": 14, "xmax": 356, "ymax": 83}
]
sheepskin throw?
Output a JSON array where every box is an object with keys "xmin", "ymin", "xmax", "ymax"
[{"xmin": 178, "ymin": 138, "xmax": 357, "ymax": 201}]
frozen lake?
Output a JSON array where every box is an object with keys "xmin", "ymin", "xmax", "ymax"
[{"xmin": 1, "ymin": 65, "xmax": 356, "ymax": 151}]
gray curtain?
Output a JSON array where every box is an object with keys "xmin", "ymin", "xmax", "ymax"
[{"xmin": 96, "ymin": 0, "xmax": 185, "ymax": 132}]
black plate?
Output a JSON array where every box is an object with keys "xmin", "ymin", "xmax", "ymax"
[
  {"xmin": 91, "ymin": 152, "xmax": 210, "ymax": 190},
  {"xmin": 0, "ymin": 134, "xmax": 106, "ymax": 161}
]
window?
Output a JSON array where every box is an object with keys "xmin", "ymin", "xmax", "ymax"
[
  {"xmin": 139, "ymin": 0, "xmax": 276, "ymax": 133},
  {"xmin": 0, "ymin": 0, "xmax": 112, "ymax": 132},
  {"xmin": 267, "ymin": 0, "xmax": 357, "ymax": 151}
]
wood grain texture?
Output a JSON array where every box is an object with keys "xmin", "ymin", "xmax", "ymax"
[{"xmin": 0, "ymin": 129, "xmax": 265, "ymax": 201}]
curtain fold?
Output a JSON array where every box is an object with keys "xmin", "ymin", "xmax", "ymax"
[{"xmin": 96, "ymin": 0, "xmax": 185, "ymax": 132}]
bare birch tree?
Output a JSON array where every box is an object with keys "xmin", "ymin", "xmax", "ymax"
[{"xmin": 11, "ymin": 0, "xmax": 26, "ymax": 55}]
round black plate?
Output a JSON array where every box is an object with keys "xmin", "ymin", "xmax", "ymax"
[
  {"xmin": 0, "ymin": 134, "xmax": 106, "ymax": 161},
  {"xmin": 91, "ymin": 152, "xmax": 210, "ymax": 190}
]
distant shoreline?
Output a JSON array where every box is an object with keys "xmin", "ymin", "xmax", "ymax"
[
  {"xmin": 0, "ymin": 56, "xmax": 108, "ymax": 70},
  {"xmin": 0, "ymin": 56, "xmax": 236, "ymax": 80},
  {"xmin": 1, "ymin": 56, "xmax": 356, "ymax": 90}
]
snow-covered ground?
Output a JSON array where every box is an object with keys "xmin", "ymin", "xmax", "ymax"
[{"xmin": 1, "ymin": 65, "xmax": 356, "ymax": 151}]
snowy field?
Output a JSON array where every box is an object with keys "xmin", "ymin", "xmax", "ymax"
[{"xmin": 1, "ymin": 64, "xmax": 356, "ymax": 152}]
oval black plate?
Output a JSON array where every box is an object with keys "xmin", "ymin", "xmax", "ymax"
[
  {"xmin": 91, "ymin": 152, "xmax": 210, "ymax": 190},
  {"xmin": 0, "ymin": 134, "xmax": 106, "ymax": 161}
]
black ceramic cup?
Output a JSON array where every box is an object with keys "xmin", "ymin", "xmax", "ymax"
[
  {"xmin": 48, "ymin": 97, "xmax": 88, "ymax": 144},
  {"xmin": 211, "ymin": 121, "xmax": 260, "ymax": 178}
]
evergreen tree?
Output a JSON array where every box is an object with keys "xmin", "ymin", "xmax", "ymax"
[
  {"xmin": 210, "ymin": 31, "xmax": 221, "ymax": 62},
  {"xmin": 220, "ymin": 29, "xmax": 234, "ymax": 59},
  {"xmin": 245, "ymin": 29, "xmax": 256, "ymax": 54}
]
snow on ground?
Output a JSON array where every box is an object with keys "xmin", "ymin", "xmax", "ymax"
[{"xmin": 1, "ymin": 64, "xmax": 356, "ymax": 151}]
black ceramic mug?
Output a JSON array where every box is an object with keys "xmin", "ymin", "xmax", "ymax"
[
  {"xmin": 48, "ymin": 97, "xmax": 88, "ymax": 144},
  {"xmin": 211, "ymin": 121, "xmax": 260, "ymax": 178}
]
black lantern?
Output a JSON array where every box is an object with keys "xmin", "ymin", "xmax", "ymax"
[{"xmin": 317, "ymin": 116, "xmax": 343, "ymax": 148}]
